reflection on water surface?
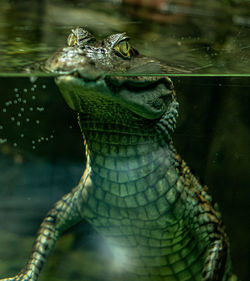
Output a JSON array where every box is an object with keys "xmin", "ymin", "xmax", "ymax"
[{"xmin": 1, "ymin": 0, "xmax": 250, "ymax": 74}]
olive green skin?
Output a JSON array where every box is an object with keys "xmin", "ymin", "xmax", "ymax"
[
  {"xmin": 44, "ymin": 27, "xmax": 182, "ymax": 76},
  {"xmin": 44, "ymin": 28, "xmax": 237, "ymax": 281}
]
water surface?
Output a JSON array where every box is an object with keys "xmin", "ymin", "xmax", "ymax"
[{"xmin": 1, "ymin": 0, "xmax": 250, "ymax": 74}]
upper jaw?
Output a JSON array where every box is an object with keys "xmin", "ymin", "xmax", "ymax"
[{"xmin": 44, "ymin": 43, "xmax": 168, "ymax": 76}]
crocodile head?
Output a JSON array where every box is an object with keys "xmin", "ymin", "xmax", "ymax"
[{"xmin": 45, "ymin": 27, "xmax": 179, "ymax": 139}]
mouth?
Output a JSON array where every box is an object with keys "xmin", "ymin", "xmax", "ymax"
[
  {"xmin": 55, "ymin": 70, "xmax": 174, "ymax": 119},
  {"xmin": 68, "ymin": 68, "xmax": 174, "ymax": 91}
]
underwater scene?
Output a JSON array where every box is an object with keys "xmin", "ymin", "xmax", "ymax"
[{"xmin": 0, "ymin": 1, "xmax": 250, "ymax": 281}]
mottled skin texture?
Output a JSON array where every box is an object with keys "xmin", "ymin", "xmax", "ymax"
[{"xmin": 0, "ymin": 28, "xmax": 238, "ymax": 281}]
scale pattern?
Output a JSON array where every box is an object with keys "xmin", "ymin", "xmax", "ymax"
[{"xmin": 0, "ymin": 90, "xmax": 238, "ymax": 281}]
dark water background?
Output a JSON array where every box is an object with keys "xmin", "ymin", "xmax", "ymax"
[{"xmin": 0, "ymin": 1, "xmax": 250, "ymax": 280}]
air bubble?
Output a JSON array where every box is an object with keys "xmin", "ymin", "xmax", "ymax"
[
  {"xmin": 36, "ymin": 107, "xmax": 44, "ymax": 112},
  {"xmin": 32, "ymin": 96, "xmax": 36, "ymax": 100},
  {"xmin": 42, "ymin": 85, "xmax": 46, "ymax": 89},
  {"xmin": 36, "ymin": 120, "xmax": 40, "ymax": 124},
  {"xmin": 18, "ymin": 98, "xmax": 22, "ymax": 102},
  {"xmin": 31, "ymin": 88, "xmax": 35, "ymax": 92},
  {"xmin": 21, "ymin": 134, "xmax": 24, "ymax": 138},
  {"xmin": 23, "ymin": 100, "xmax": 27, "ymax": 104},
  {"xmin": 32, "ymin": 146, "xmax": 36, "ymax": 150},
  {"xmin": 30, "ymin": 76, "xmax": 38, "ymax": 83},
  {"xmin": 0, "ymin": 125, "xmax": 3, "ymax": 130},
  {"xmin": 17, "ymin": 121, "xmax": 21, "ymax": 126},
  {"xmin": 11, "ymin": 117, "xmax": 15, "ymax": 121},
  {"xmin": 23, "ymin": 88, "xmax": 28, "ymax": 93},
  {"xmin": 33, "ymin": 84, "xmax": 37, "ymax": 88},
  {"xmin": 45, "ymin": 137, "xmax": 49, "ymax": 141},
  {"xmin": 5, "ymin": 101, "xmax": 12, "ymax": 106},
  {"xmin": 2, "ymin": 108, "xmax": 7, "ymax": 112},
  {"xmin": 21, "ymin": 108, "xmax": 24, "ymax": 112},
  {"xmin": 0, "ymin": 138, "xmax": 7, "ymax": 144},
  {"xmin": 26, "ymin": 118, "xmax": 30, "ymax": 122},
  {"xmin": 32, "ymin": 140, "xmax": 35, "ymax": 144},
  {"xmin": 14, "ymin": 88, "xmax": 18, "ymax": 92},
  {"xmin": 16, "ymin": 93, "xmax": 19, "ymax": 98},
  {"xmin": 13, "ymin": 143, "xmax": 17, "ymax": 147},
  {"xmin": 50, "ymin": 135, "xmax": 54, "ymax": 139},
  {"xmin": 18, "ymin": 113, "xmax": 22, "ymax": 117},
  {"xmin": 29, "ymin": 107, "xmax": 33, "ymax": 111},
  {"xmin": 14, "ymin": 100, "xmax": 17, "ymax": 104},
  {"xmin": 69, "ymin": 125, "xmax": 72, "ymax": 129}
]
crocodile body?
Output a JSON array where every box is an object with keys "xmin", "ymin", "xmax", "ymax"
[{"xmin": 0, "ymin": 28, "xmax": 238, "ymax": 281}]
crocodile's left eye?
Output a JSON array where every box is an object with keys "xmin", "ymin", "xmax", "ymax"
[
  {"xmin": 114, "ymin": 40, "xmax": 131, "ymax": 59},
  {"xmin": 67, "ymin": 33, "xmax": 77, "ymax": 47}
]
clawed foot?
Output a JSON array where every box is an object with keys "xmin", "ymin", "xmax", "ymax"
[{"xmin": 0, "ymin": 273, "xmax": 34, "ymax": 281}]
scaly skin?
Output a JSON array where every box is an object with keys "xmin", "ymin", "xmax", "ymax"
[{"xmin": 0, "ymin": 28, "xmax": 238, "ymax": 281}]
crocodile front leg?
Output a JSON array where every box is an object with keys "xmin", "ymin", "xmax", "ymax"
[
  {"xmin": 180, "ymin": 158, "xmax": 233, "ymax": 281},
  {"xmin": 0, "ymin": 173, "xmax": 89, "ymax": 281}
]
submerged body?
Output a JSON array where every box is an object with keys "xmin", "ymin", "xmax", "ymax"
[{"xmin": 0, "ymin": 28, "xmax": 238, "ymax": 281}]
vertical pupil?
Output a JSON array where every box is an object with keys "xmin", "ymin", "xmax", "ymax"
[{"xmin": 120, "ymin": 41, "xmax": 129, "ymax": 54}]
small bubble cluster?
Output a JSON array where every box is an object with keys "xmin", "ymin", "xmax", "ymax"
[
  {"xmin": 0, "ymin": 82, "xmax": 52, "ymax": 150},
  {"xmin": 32, "ymin": 133, "xmax": 55, "ymax": 149}
]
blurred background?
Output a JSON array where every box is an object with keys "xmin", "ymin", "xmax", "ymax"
[{"xmin": 0, "ymin": 1, "xmax": 250, "ymax": 281}]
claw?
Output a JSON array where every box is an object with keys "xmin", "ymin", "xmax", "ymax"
[{"xmin": 0, "ymin": 274, "xmax": 26, "ymax": 281}]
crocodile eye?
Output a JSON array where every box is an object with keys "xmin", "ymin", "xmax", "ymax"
[
  {"xmin": 114, "ymin": 40, "xmax": 131, "ymax": 59},
  {"xmin": 67, "ymin": 33, "xmax": 77, "ymax": 47}
]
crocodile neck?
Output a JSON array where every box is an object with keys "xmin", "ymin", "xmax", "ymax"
[{"xmin": 78, "ymin": 112, "xmax": 177, "ymax": 197}]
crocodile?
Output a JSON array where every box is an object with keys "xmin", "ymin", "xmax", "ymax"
[{"xmin": 0, "ymin": 27, "xmax": 238, "ymax": 281}]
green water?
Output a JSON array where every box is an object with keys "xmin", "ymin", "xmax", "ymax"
[
  {"xmin": 1, "ymin": 0, "xmax": 250, "ymax": 75},
  {"xmin": 0, "ymin": 1, "xmax": 250, "ymax": 280}
]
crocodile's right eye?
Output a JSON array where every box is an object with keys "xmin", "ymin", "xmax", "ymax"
[
  {"xmin": 114, "ymin": 40, "xmax": 131, "ymax": 59},
  {"xmin": 67, "ymin": 33, "xmax": 77, "ymax": 47}
]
